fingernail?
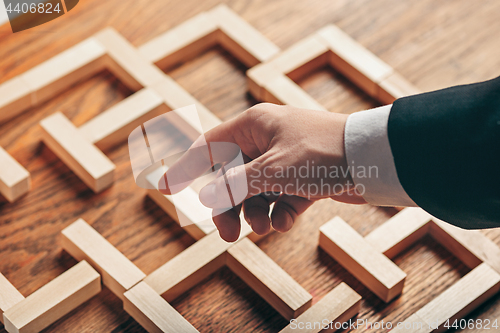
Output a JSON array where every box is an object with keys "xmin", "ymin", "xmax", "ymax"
[{"xmin": 199, "ymin": 184, "xmax": 217, "ymax": 207}]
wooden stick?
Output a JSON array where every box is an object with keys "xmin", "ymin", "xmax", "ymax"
[
  {"xmin": 0, "ymin": 147, "xmax": 30, "ymax": 202},
  {"xmin": 40, "ymin": 112, "xmax": 115, "ymax": 193},
  {"xmin": 3, "ymin": 261, "xmax": 101, "ymax": 333},
  {"xmin": 0, "ymin": 274, "xmax": 24, "ymax": 324},
  {"xmin": 263, "ymin": 75, "xmax": 327, "ymax": 111},
  {"xmin": 246, "ymin": 63, "xmax": 282, "ymax": 101},
  {"xmin": 78, "ymin": 88, "xmax": 168, "ymax": 150},
  {"xmin": 61, "ymin": 219, "xmax": 146, "ymax": 300},
  {"xmin": 316, "ymin": 25, "xmax": 393, "ymax": 97},
  {"xmin": 364, "ymin": 208, "xmax": 432, "ymax": 259},
  {"xmin": 429, "ymin": 219, "xmax": 500, "ymax": 273},
  {"xmin": 124, "ymin": 282, "xmax": 199, "ymax": 333},
  {"xmin": 208, "ymin": 4, "xmax": 279, "ymax": 67},
  {"xmin": 144, "ymin": 223, "xmax": 254, "ymax": 301},
  {"xmin": 0, "ymin": 77, "xmax": 33, "ymax": 124},
  {"xmin": 94, "ymin": 28, "xmax": 165, "ymax": 91},
  {"xmin": 138, "ymin": 12, "xmax": 218, "ymax": 70},
  {"xmin": 378, "ymin": 72, "xmax": 421, "ymax": 104},
  {"xmin": 415, "ymin": 263, "xmax": 500, "ymax": 333},
  {"xmin": 267, "ymin": 35, "xmax": 328, "ymax": 82},
  {"xmin": 227, "ymin": 237, "xmax": 312, "ymax": 319},
  {"xmin": 150, "ymin": 77, "xmax": 221, "ymax": 138},
  {"xmin": 279, "ymin": 283, "xmax": 361, "ymax": 333},
  {"xmin": 319, "ymin": 217, "xmax": 406, "ymax": 302},
  {"xmin": 21, "ymin": 38, "xmax": 107, "ymax": 107}
]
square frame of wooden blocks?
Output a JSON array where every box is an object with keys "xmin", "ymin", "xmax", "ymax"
[
  {"xmin": 1, "ymin": 261, "xmax": 101, "ymax": 333},
  {"xmin": 319, "ymin": 208, "xmax": 500, "ymax": 332},
  {"xmin": 35, "ymin": 27, "xmax": 222, "ymax": 193},
  {"xmin": 61, "ymin": 218, "xmax": 319, "ymax": 332},
  {"xmin": 138, "ymin": 4, "xmax": 279, "ymax": 71},
  {"xmin": 247, "ymin": 24, "xmax": 421, "ymax": 109}
]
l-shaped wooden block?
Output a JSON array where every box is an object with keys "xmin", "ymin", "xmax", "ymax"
[
  {"xmin": 2, "ymin": 261, "xmax": 101, "ymax": 333},
  {"xmin": 247, "ymin": 24, "xmax": 420, "ymax": 108},
  {"xmin": 0, "ymin": 147, "xmax": 30, "ymax": 202}
]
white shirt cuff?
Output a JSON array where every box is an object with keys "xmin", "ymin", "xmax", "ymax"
[{"xmin": 344, "ymin": 104, "xmax": 417, "ymax": 207}]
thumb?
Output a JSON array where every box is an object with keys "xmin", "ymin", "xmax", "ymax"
[{"xmin": 199, "ymin": 159, "xmax": 272, "ymax": 209}]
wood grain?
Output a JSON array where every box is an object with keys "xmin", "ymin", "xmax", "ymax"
[{"xmin": 1, "ymin": 0, "xmax": 500, "ymax": 332}]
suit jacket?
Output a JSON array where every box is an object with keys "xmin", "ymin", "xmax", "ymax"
[{"xmin": 388, "ymin": 76, "xmax": 500, "ymax": 228}]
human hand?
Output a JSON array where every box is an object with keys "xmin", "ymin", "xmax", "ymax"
[{"xmin": 159, "ymin": 103, "xmax": 366, "ymax": 242}]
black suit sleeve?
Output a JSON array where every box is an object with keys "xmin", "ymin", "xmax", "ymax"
[{"xmin": 388, "ymin": 76, "xmax": 500, "ymax": 229}]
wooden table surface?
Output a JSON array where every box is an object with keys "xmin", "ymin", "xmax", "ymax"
[{"xmin": 1, "ymin": 0, "xmax": 500, "ymax": 332}]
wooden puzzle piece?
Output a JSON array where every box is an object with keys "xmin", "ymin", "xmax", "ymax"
[
  {"xmin": 138, "ymin": 4, "xmax": 279, "ymax": 70},
  {"xmin": 40, "ymin": 112, "xmax": 115, "ymax": 193},
  {"xmin": 144, "ymin": 222, "xmax": 312, "ymax": 319},
  {"xmin": 61, "ymin": 219, "xmax": 146, "ymax": 300},
  {"xmin": 320, "ymin": 208, "xmax": 500, "ymax": 330},
  {"xmin": 0, "ymin": 274, "xmax": 24, "ymax": 324},
  {"xmin": 208, "ymin": 4, "xmax": 280, "ymax": 67},
  {"xmin": 393, "ymin": 264, "xmax": 500, "ymax": 333},
  {"xmin": 123, "ymin": 282, "xmax": 199, "ymax": 333},
  {"xmin": 319, "ymin": 216, "xmax": 406, "ymax": 302},
  {"xmin": 227, "ymin": 237, "xmax": 312, "ymax": 319},
  {"xmin": 0, "ymin": 77, "xmax": 32, "ymax": 124},
  {"xmin": 0, "ymin": 147, "xmax": 30, "ymax": 202},
  {"xmin": 364, "ymin": 207, "xmax": 432, "ymax": 258},
  {"xmin": 316, "ymin": 25, "xmax": 393, "ymax": 97},
  {"xmin": 78, "ymin": 88, "xmax": 168, "ymax": 150},
  {"xmin": 247, "ymin": 24, "xmax": 420, "ymax": 108},
  {"xmin": 378, "ymin": 72, "xmax": 421, "ymax": 104},
  {"xmin": 138, "ymin": 13, "xmax": 219, "ymax": 70},
  {"xmin": 279, "ymin": 283, "xmax": 361, "ymax": 333},
  {"xmin": 94, "ymin": 28, "xmax": 165, "ymax": 91},
  {"xmin": 3, "ymin": 261, "xmax": 101, "ymax": 333},
  {"xmin": 0, "ymin": 39, "xmax": 107, "ymax": 125}
]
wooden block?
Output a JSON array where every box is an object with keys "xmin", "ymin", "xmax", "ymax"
[
  {"xmin": 0, "ymin": 77, "xmax": 33, "ymax": 124},
  {"xmin": 3, "ymin": 261, "xmax": 101, "ymax": 333},
  {"xmin": 138, "ymin": 12, "xmax": 218, "ymax": 70},
  {"xmin": 61, "ymin": 219, "xmax": 146, "ymax": 299},
  {"xmin": 430, "ymin": 219, "xmax": 500, "ymax": 273},
  {"xmin": 268, "ymin": 35, "xmax": 328, "ymax": 82},
  {"xmin": 146, "ymin": 187, "xmax": 216, "ymax": 240},
  {"xmin": 0, "ymin": 274, "xmax": 24, "ymax": 324},
  {"xmin": 40, "ymin": 112, "xmax": 115, "ymax": 193},
  {"xmin": 208, "ymin": 4, "xmax": 280, "ymax": 67},
  {"xmin": 378, "ymin": 72, "xmax": 420, "ymax": 104},
  {"xmin": 279, "ymin": 283, "xmax": 361, "ymax": 333},
  {"xmin": 151, "ymin": 77, "xmax": 221, "ymax": 137},
  {"xmin": 94, "ymin": 28, "xmax": 165, "ymax": 91},
  {"xmin": 124, "ymin": 282, "xmax": 199, "ymax": 333},
  {"xmin": 364, "ymin": 208, "xmax": 432, "ymax": 259},
  {"xmin": 21, "ymin": 38, "xmax": 107, "ymax": 106},
  {"xmin": 263, "ymin": 75, "xmax": 327, "ymax": 111},
  {"xmin": 415, "ymin": 263, "xmax": 500, "ymax": 333},
  {"xmin": 319, "ymin": 217, "xmax": 406, "ymax": 302},
  {"xmin": 316, "ymin": 25, "xmax": 393, "ymax": 97},
  {"xmin": 144, "ymin": 224, "xmax": 253, "ymax": 301},
  {"xmin": 246, "ymin": 63, "xmax": 282, "ymax": 101},
  {"xmin": 0, "ymin": 147, "xmax": 30, "ymax": 202},
  {"xmin": 227, "ymin": 237, "xmax": 312, "ymax": 319},
  {"xmin": 78, "ymin": 88, "xmax": 168, "ymax": 150}
]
